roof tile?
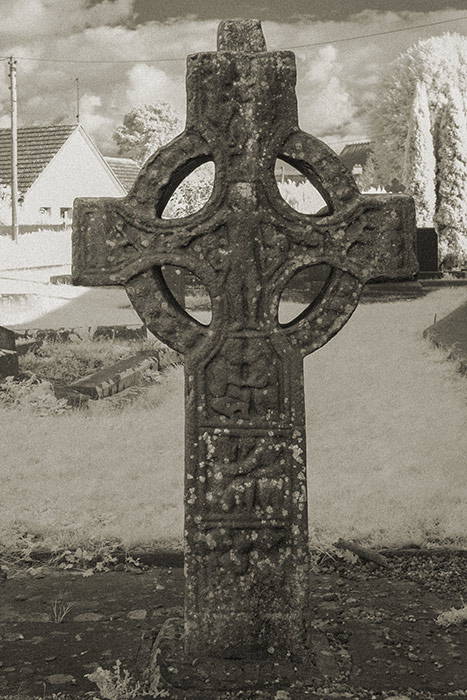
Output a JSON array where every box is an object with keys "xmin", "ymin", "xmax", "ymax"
[{"xmin": 0, "ymin": 124, "xmax": 77, "ymax": 193}]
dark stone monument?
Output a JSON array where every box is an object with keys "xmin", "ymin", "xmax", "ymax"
[
  {"xmin": 72, "ymin": 19, "xmax": 418, "ymax": 695},
  {"xmin": 0, "ymin": 326, "xmax": 16, "ymax": 352},
  {"xmin": 416, "ymin": 227, "xmax": 439, "ymax": 273},
  {"xmin": 0, "ymin": 326, "xmax": 18, "ymax": 381}
]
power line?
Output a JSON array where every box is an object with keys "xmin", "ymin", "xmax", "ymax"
[
  {"xmin": 0, "ymin": 14, "xmax": 466, "ymax": 65},
  {"xmin": 286, "ymin": 14, "xmax": 467, "ymax": 50},
  {"xmin": 326, "ymin": 137, "xmax": 369, "ymax": 146},
  {"xmin": 1, "ymin": 54, "xmax": 185, "ymax": 65}
]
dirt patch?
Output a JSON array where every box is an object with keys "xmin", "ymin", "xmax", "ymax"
[
  {"xmin": 0, "ymin": 565, "xmax": 184, "ymax": 697},
  {"xmin": 0, "ymin": 552, "xmax": 466, "ymax": 699}
]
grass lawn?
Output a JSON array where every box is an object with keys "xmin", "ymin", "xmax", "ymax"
[
  {"xmin": 1, "ymin": 286, "xmax": 467, "ymax": 555},
  {"xmin": 0, "ymin": 229, "xmax": 71, "ymax": 270}
]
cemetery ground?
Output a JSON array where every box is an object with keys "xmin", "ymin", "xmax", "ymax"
[{"xmin": 2, "ymin": 237, "xmax": 467, "ymax": 698}]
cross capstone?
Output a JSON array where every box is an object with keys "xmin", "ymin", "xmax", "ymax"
[{"xmin": 73, "ymin": 18, "xmax": 417, "ymax": 690}]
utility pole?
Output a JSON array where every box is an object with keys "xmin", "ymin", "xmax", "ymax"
[
  {"xmin": 8, "ymin": 56, "xmax": 18, "ymax": 243},
  {"xmin": 76, "ymin": 77, "xmax": 80, "ymax": 123}
]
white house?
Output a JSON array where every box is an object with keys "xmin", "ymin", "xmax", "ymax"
[{"xmin": 0, "ymin": 124, "xmax": 140, "ymax": 226}]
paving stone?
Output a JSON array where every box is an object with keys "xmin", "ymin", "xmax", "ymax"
[
  {"xmin": 73, "ymin": 612, "xmax": 104, "ymax": 622},
  {"xmin": 45, "ymin": 673, "xmax": 76, "ymax": 685}
]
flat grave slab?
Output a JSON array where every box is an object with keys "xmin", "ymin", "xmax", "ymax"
[
  {"xmin": 69, "ymin": 350, "xmax": 160, "ymax": 399},
  {"xmin": 424, "ymin": 300, "xmax": 467, "ymax": 375}
]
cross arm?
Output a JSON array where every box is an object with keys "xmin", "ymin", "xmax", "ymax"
[
  {"xmin": 265, "ymin": 191, "xmax": 418, "ymax": 291},
  {"xmin": 72, "ymin": 196, "xmax": 224, "ymax": 288},
  {"xmin": 72, "ymin": 197, "xmax": 127, "ymax": 287},
  {"xmin": 71, "ymin": 197, "xmax": 221, "ymax": 355},
  {"xmin": 72, "ymin": 197, "xmax": 184, "ymax": 287},
  {"xmin": 275, "ymin": 193, "xmax": 418, "ymax": 357},
  {"xmin": 335, "ymin": 192, "xmax": 419, "ymax": 283}
]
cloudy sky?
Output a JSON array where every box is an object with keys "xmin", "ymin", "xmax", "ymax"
[{"xmin": 1, "ymin": 0, "xmax": 466, "ymax": 155}]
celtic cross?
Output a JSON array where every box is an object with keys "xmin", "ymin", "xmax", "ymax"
[{"xmin": 73, "ymin": 18, "xmax": 417, "ymax": 686}]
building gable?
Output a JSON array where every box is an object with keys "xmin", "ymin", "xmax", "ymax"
[
  {"xmin": 0, "ymin": 124, "xmax": 77, "ymax": 193},
  {"xmin": 18, "ymin": 126, "xmax": 125, "ymax": 224},
  {"xmin": 105, "ymin": 157, "xmax": 141, "ymax": 192},
  {"xmin": 339, "ymin": 141, "xmax": 371, "ymax": 174}
]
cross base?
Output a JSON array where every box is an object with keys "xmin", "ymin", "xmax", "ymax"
[{"xmin": 147, "ymin": 618, "xmax": 321, "ymax": 696}]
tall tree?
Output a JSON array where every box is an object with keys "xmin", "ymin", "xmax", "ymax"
[
  {"xmin": 369, "ymin": 33, "xmax": 467, "ymax": 186},
  {"xmin": 402, "ymin": 81, "xmax": 436, "ymax": 227},
  {"xmin": 113, "ymin": 103, "xmax": 182, "ymax": 165},
  {"xmin": 368, "ymin": 33, "xmax": 467, "ymax": 266},
  {"xmin": 433, "ymin": 86, "xmax": 467, "ymax": 266}
]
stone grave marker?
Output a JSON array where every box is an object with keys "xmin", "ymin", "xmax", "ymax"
[
  {"xmin": 72, "ymin": 18, "xmax": 418, "ymax": 694},
  {"xmin": 0, "ymin": 326, "xmax": 18, "ymax": 380}
]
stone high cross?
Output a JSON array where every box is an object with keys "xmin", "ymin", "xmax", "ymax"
[{"xmin": 73, "ymin": 18, "xmax": 417, "ymax": 676}]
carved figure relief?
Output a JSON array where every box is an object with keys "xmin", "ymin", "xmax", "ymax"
[
  {"xmin": 201, "ymin": 524, "xmax": 288, "ymax": 576},
  {"xmin": 206, "ymin": 337, "xmax": 282, "ymax": 420},
  {"xmin": 202, "ymin": 434, "xmax": 289, "ymax": 520}
]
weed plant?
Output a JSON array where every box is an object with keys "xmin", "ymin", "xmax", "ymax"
[{"xmin": 21, "ymin": 337, "xmax": 159, "ymax": 384}]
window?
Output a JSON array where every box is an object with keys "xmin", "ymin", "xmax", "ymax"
[
  {"xmin": 40, "ymin": 206, "xmax": 51, "ymax": 217},
  {"xmin": 60, "ymin": 207, "xmax": 72, "ymax": 221}
]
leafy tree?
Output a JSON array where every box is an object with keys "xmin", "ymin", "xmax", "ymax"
[
  {"xmin": 162, "ymin": 163, "xmax": 215, "ymax": 219},
  {"xmin": 433, "ymin": 86, "xmax": 467, "ymax": 266},
  {"xmin": 368, "ymin": 33, "xmax": 467, "ymax": 265},
  {"xmin": 114, "ymin": 103, "xmax": 215, "ymax": 218},
  {"xmin": 402, "ymin": 81, "xmax": 436, "ymax": 227},
  {"xmin": 113, "ymin": 103, "xmax": 182, "ymax": 165}
]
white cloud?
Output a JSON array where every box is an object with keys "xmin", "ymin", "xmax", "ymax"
[
  {"xmin": 79, "ymin": 94, "xmax": 115, "ymax": 148},
  {"xmin": 0, "ymin": 7, "xmax": 464, "ymax": 153},
  {"xmin": 0, "ymin": 0, "xmax": 134, "ymax": 38},
  {"xmin": 125, "ymin": 64, "xmax": 180, "ymax": 113},
  {"xmin": 298, "ymin": 45, "xmax": 357, "ymax": 138}
]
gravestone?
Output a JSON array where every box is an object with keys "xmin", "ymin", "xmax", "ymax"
[
  {"xmin": 72, "ymin": 18, "xmax": 418, "ymax": 693},
  {"xmin": 416, "ymin": 227, "xmax": 439, "ymax": 273},
  {"xmin": 0, "ymin": 326, "xmax": 18, "ymax": 380}
]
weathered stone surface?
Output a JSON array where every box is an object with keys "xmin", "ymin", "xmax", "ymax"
[
  {"xmin": 15, "ymin": 338, "xmax": 43, "ymax": 356},
  {"xmin": 0, "ymin": 326, "xmax": 16, "ymax": 351},
  {"xmin": 72, "ymin": 16, "xmax": 417, "ymax": 690},
  {"xmin": 0, "ymin": 348, "xmax": 18, "ymax": 380},
  {"xmin": 0, "ymin": 325, "xmax": 19, "ymax": 379},
  {"xmin": 69, "ymin": 350, "xmax": 159, "ymax": 399}
]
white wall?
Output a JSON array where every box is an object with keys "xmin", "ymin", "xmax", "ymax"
[{"xmin": 19, "ymin": 127, "xmax": 125, "ymax": 224}]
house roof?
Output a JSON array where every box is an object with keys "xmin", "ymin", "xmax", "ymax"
[
  {"xmin": 0, "ymin": 124, "xmax": 79, "ymax": 193},
  {"xmin": 339, "ymin": 141, "xmax": 371, "ymax": 171},
  {"xmin": 104, "ymin": 156, "xmax": 141, "ymax": 192}
]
